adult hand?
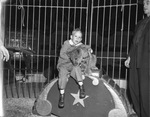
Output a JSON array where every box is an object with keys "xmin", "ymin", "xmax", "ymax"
[
  {"xmin": 124, "ymin": 56, "xmax": 130, "ymax": 68},
  {"xmin": 0, "ymin": 45, "xmax": 9, "ymax": 61}
]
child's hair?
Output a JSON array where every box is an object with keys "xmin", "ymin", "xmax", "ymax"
[{"xmin": 72, "ymin": 28, "xmax": 82, "ymax": 35}]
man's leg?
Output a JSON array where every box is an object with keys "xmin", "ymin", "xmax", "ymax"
[{"xmin": 138, "ymin": 68, "xmax": 149, "ymax": 117}]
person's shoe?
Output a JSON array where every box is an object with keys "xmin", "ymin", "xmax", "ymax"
[
  {"xmin": 79, "ymin": 85, "xmax": 85, "ymax": 99},
  {"xmin": 58, "ymin": 94, "xmax": 65, "ymax": 108}
]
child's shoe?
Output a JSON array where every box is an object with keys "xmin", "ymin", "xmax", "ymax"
[
  {"xmin": 58, "ymin": 94, "xmax": 65, "ymax": 108},
  {"xmin": 79, "ymin": 85, "xmax": 85, "ymax": 99}
]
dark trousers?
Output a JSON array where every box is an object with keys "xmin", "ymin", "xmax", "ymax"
[{"xmin": 129, "ymin": 68, "xmax": 149, "ymax": 117}]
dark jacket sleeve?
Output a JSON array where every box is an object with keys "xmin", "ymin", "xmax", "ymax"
[{"xmin": 128, "ymin": 20, "xmax": 142, "ymax": 57}]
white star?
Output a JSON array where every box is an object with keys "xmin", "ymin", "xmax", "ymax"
[{"xmin": 71, "ymin": 91, "xmax": 89, "ymax": 107}]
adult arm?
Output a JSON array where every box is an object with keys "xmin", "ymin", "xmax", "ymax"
[{"xmin": 0, "ymin": 39, "xmax": 9, "ymax": 61}]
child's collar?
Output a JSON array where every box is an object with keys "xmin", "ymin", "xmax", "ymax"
[{"xmin": 69, "ymin": 40, "xmax": 82, "ymax": 46}]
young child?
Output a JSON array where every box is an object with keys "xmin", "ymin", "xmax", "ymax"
[{"xmin": 57, "ymin": 28, "xmax": 93, "ymax": 108}]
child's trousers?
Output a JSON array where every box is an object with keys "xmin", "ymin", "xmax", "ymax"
[{"xmin": 58, "ymin": 64, "xmax": 83, "ymax": 89}]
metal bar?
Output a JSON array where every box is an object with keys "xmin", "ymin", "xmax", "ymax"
[
  {"xmin": 18, "ymin": 0, "xmax": 24, "ymax": 98},
  {"xmin": 47, "ymin": 0, "xmax": 53, "ymax": 82},
  {"xmin": 31, "ymin": 0, "xmax": 36, "ymax": 98},
  {"xmin": 35, "ymin": 0, "xmax": 42, "ymax": 98},
  {"xmin": 118, "ymin": 0, "xmax": 125, "ymax": 80},
  {"xmin": 14, "ymin": 0, "xmax": 19, "ymax": 98},
  {"xmin": 73, "ymin": 0, "xmax": 77, "ymax": 29},
  {"xmin": 61, "ymin": 0, "xmax": 64, "ymax": 47},
  {"xmin": 89, "ymin": 0, "xmax": 93, "ymax": 46},
  {"xmin": 54, "ymin": 0, "xmax": 58, "ymax": 77},
  {"xmin": 25, "ymin": 0, "xmax": 30, "ymax": 98},
  {"xmin": 106, "ymin": 0, "xmax": 112, "ymax": 77},
  {"xmin": 94, "ymin": 0, "xmax": 100, "ymax": 56},
  {"xmin": 41, "ymin": 0, "xmax": 47, "ymax": 86},
  {"xmin": 124, "ymin": 0, "xmax": 132, "ymax": 85},
  {"xmin": 100, "ymin": 0, "xmax": 106, "ymax": 71},
  {"xmin": 67, "ymin": 0, "xmax": 71, "ymax": 41},
  {"xmin": 79, "ymin": 0, "xmax": 82, "ymax": 28},
  {"xmin": 85, "ymin": 0, "xmax": 89, "ymax": 45},
  {"xmin": 112, "ymin": 0, "xmax": 119, "ymax": 79}
]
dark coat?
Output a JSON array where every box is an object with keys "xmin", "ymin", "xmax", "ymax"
[
  {"xmin": 128, "ymin": 17, "xmax": 150, "ymax": 117},
  {"xmin": 129, "ymin": 17, "xmax": 150, "ymax": 69}
]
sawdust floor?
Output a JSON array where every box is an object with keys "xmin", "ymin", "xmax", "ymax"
[{"xmin": 4, "ymin": 98, "xmax": 44, "ymax": 117}]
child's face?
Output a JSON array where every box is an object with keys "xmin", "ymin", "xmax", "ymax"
[{"xmin": 71, "ymin": 31, "xmax": 82, "ymax": 45}]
